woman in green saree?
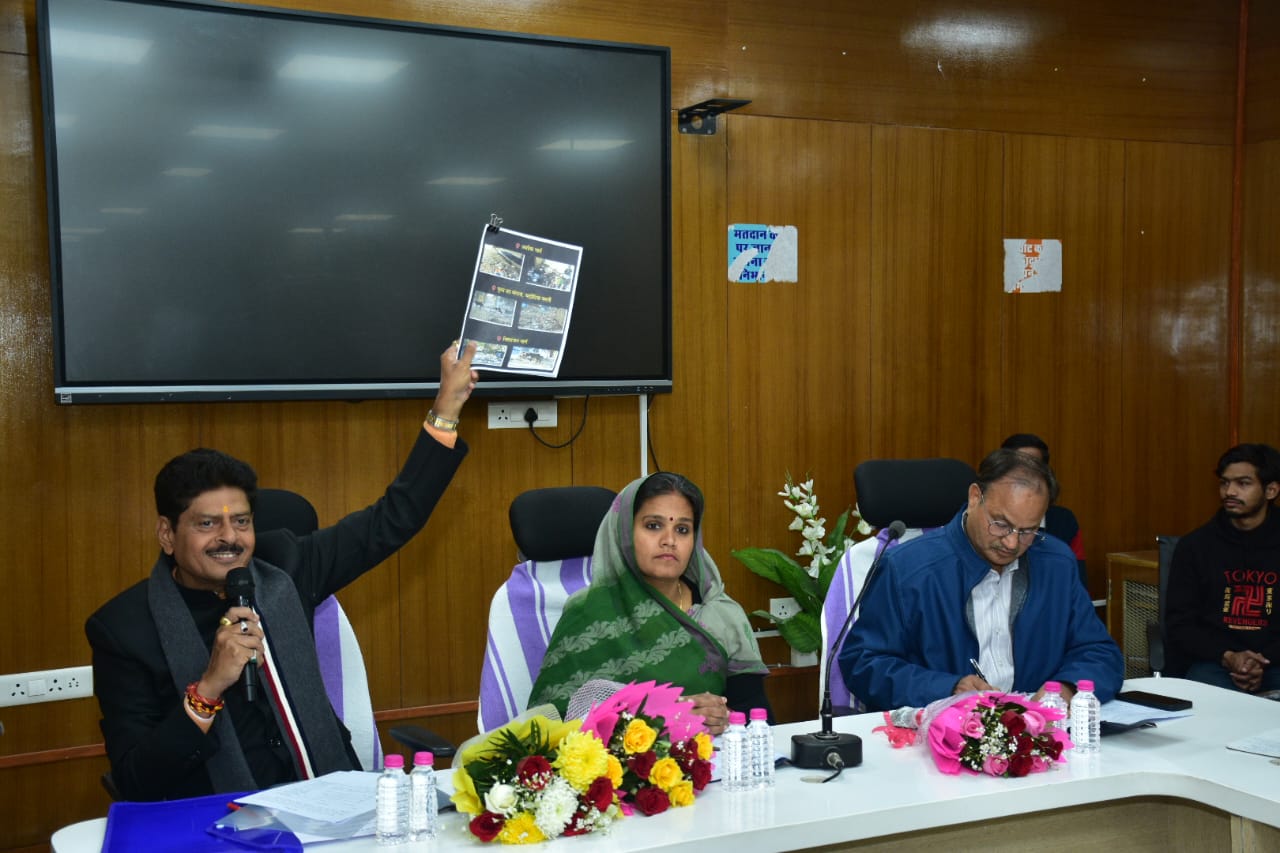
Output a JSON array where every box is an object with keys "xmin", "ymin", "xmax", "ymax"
[{"xmin": 528, "ymin": 472, "xmax": 771, "ymax": 733}]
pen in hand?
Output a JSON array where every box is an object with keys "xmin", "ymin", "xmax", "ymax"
[{"xmin": 968, "ymin": 657, "xmax": 989, "ymax": 683}]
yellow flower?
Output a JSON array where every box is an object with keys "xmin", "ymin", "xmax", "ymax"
[
  {"xmin": 605, "ymin": 753, "xmax": 624, "ymax": 788},
  {"xmin": 623, "ymin": 718, "xmax": 658, "ymax": 754},
  {"xmin": 450, "ymin": 767, "xmax": 482, "ymax": 816},
  {"xmin": 553, "ymin": 729, "xmax": 610, "ymax": 792},
  {"xmin": 648, "ymin": 756, "xmax": 684, "ymax": 791},
  {"xmin": 545, "ymin": 717, "xmax": 584, "ymax": 749},
  {"xmin": 668, "ymin": 780, "xmax": 695, "ymax": 807},
  {"xmin": 497, "ymin": 812, "xmax": 546, "ymax": 845},
  {"xmin": 694, "ymin": 732, "xmax": 713, "ymax": 760}
]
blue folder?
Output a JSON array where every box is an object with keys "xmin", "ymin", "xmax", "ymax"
[{"xmin": 103, "ymin": 791, "xmax": 301, "ymax": 852}]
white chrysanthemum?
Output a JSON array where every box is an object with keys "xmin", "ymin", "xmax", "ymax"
[{"xmin": 533, "ymin": 777, "xmax": 579, "ymax": 839}]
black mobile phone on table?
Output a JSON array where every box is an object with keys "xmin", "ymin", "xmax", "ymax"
[{"xmin": 1116, "ymin": 690, "xmax": 1192, "ymax": 712}]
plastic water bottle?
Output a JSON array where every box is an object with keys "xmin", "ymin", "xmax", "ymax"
[
  {"xmin": 1069, "ymin": 679, "xmax": 1101, "ymax": 753},
  {"xmin": 746, "ymin": 708, "xmax": 775, "ymax": 789},
  {"xmin": 408, "ymin": 751, "xmax": 439, "ymax": 841},
  {"xmin": 375, "ymin": 753, "xmax": 407, "ymax": 846},
  {"xmin": 1040, "ymin": 681, "xmax": 1069, "ymax": 732},
  {"xmin": 720, "ymin": 711, "xmax": 749, "ymax": 792}
]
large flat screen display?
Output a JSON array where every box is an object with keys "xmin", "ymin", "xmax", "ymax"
[{"xmin": 38, "ymin": 0, "xmax": 671, "ymax": 402}]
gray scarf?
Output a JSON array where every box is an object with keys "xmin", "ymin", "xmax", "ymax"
[{"xmin": 147, "ymin": 556, "xmax": 354, "ymax": 792}]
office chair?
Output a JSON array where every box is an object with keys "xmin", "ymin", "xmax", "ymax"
[
  {"xmin": 820, "ymin": 458, "xmax": 977, "ymax": 712},
  {"xmin": 1146, "ymin": 534, "xmax": 1182, "ymax": 677},
  {"xmin": 478, "ymin": 485, "xmax": 616, "ymax": 731}
]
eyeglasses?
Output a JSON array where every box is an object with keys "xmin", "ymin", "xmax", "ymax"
[{"xmin": 979, "ymin": 494, "xmax": 1046, "ymax": 544}]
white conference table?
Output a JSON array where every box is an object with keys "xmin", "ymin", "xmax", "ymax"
[{"xmin": 53, "ymin": 678, "xmax": 1280, "ymax": 852}]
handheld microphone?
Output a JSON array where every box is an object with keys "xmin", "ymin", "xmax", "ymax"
[
  {"xmin": 224, "ymin": 567, "xmax": 258, "ymax": 703},
  {"xmin": 790, "ymin": 520, "xmax": 906, "ymax": 771}
]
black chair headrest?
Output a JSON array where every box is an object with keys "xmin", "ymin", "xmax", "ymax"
[
  {"xmin": 254, "ymin": 488, "xmax": 320, "ymax": 537},
  {"xmin": 854, "ymin": 458, "xmax": 976, "ymax": 529},
  {"xmin": 509, "ymin": 486, "xmax": 617, "ymax": 561}
]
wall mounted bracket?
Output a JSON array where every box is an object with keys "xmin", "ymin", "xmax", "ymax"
[{"xmin": 678, "ymin": 98, "xmax": 751, "ymax": 135}]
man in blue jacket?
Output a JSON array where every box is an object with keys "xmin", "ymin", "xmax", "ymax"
[{"xmin": 839, "ymin": 448, "xmax": 1123, "ymax": 711}]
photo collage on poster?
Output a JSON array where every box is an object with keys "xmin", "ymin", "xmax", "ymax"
[{"xmin": 457, "ymin": 224, "xmax": 583, "ymax": 377}]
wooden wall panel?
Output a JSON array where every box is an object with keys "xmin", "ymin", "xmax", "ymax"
[
  {"xmin": 725, "ymin": 114, "xmax": 872, "ymax": 630},
  {"xmin": 398, "ymin": 404, "xmax": 575, "ymax": 707},
  {"xmin": 644, "ymin": 116, "xmax": 733, "ymax": 570},
  {"xmin": 727, "ymin": 0, "xmax": 1237, "ymax": 145},
  {"xmin": 1241, "ymin": 138, "xmax": 1280, "ymax": 443},
  {"xmin": 1245, "ymin": 0, "xmax": 1280, "ymax": 143},
  {"xmin": 869, "ymin": 125, "xmax": 1003, "ymax": 464},
  {"xmin": 1001, "ymin": 134, "xmax": 1126, "ymax": 597},
  {"xmin": 244, "ymin": 0, "xmax": 730, "ymax": 114},
  {"xmin": 1120, "ymin": 141, "xmax": 1233, "ymax": 544}
]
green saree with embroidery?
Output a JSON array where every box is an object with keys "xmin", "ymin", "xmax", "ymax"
[{"xmin": 528, "ymin": 475, "xmax": 767, "ymax": 717}]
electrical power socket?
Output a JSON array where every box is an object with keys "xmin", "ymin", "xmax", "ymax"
[
  {"xmin": 487, "ymin": 400, "xmax": 558, "ymax": 430},
  {"xmin": 769, "ymin": 597, "xmax": 801, "ymax": 621},
  {"xmin": 0, "ymin": 665, "xmax": 94, "ymax": 707}
]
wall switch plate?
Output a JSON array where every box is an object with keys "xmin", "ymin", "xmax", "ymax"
[
  {"xmin": 487, "ymin": 400, "xmax": 558, "ymax": 430},
  {"xmin": 769, "ymin": 597, "xmax": 800, "ymax": 621},
  {"xmin": 0, "ymin": 665, "xmax": 94, "ymax": 707}
]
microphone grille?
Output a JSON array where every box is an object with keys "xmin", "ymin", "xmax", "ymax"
[{"xmin": 225, "ymin": 566, "xmax": 253, "ymax": 594}]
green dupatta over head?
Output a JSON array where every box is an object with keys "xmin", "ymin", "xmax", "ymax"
[{"xmin": 528, "ymin": 474, "xmax": 767, "ymax": 716}]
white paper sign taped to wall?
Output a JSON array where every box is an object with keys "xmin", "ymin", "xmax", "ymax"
[
  {"xmin": 1003, "ymin": 238, "xmax": 1062, "ymax": 293},
  {"xmin": 728, "ymin": 224, "xmax": 798, "ymax": 282}
]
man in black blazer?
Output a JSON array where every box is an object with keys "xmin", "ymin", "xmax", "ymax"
[{"xmin": 86, "ymin": 343, "xmax": 476, "ymax": 801}]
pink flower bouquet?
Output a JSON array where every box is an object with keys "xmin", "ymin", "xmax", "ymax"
[{"xmin": 877, "ymin": 692, "xmax": 1072, "ymax": 778}]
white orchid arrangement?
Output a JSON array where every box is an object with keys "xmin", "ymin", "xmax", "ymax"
[
  {"xmin": 781, "ymin": 476, "xmax": 874, "ymax": 576},
  {"xmin": 732, "ymin": 474, "xmax": 874, "ymax": 654}
]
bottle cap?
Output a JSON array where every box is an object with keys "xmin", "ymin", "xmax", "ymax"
[
  {"xmin": 414, "ymin": 751, "xmax": 434, "ymax": 766},
  {"xmin": 1077, "ymin": 679, "xmax": 1094, "ymax": 692},
  {"xmin": 749, "ymin": 708, "xmax": 768, "ymax": 721},
  {"xmin": 728, "ymin": 711, "xmax": 746, "ymax": 726},
  {"xmin": 1043, "ymin": 681, "xmax": 1061, "ymax": 693},
  {"xmin": 384, "ymin": 754, "xmax": 404, "ymax": 769}
]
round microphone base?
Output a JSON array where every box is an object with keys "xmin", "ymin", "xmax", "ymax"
[{"xmin": 790, "ymin": 731, "xmax": 863, "ymax": 770}]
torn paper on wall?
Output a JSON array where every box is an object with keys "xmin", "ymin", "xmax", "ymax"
[
  {"xmin": 728, "ymin": 224, "xmax": 798, "ymax": 283},
  {"xmin": 1003, "ymin": 238, "xmax": 1062, "ymax": 293}
]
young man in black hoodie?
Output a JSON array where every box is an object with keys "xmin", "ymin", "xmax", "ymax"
[{"xmin": 1166, "ymin": 443, "xmax": 1280, "ymax": 693}]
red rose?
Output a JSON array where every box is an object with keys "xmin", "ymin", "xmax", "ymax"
[
  {"xmin": 669, "ymin": 738, "xmax": 695, "ymax": 766},
  {"xmin": 1008, "ymin": 754, "xmax": 1034, "ymax": 777},
  {"xmin": 1000, "ymin": 709, "xmax": 1027, "ymax": 736},
  {"xmin": 563, "ymin": 810, "xmax": 592, "ymax": 836},
  {"xmin": 1042, "ymin": 736, "xmax": 1064, "ymax": 760},
  {"xmin": 634, "ymin": 784, "xmax": 670, "ymax": 816},
  {"xmin": 586, "ymin": 776, "xmax": 615, "ymax": 812},
  {"xmin": 1014, "ymin": 734, "xmax": 1034, "ymax": 756},
  {"xmin": 517, "ymin": 754, "xmax": 553, "ymax": 789},
  {"xmin": 689, "ymin": 758, "xmax": 712, "ymax": 791},
  {"xmin": 628, "ymin": 750, "xmax": 657, "ymax": 780},
  {"xmin": 469, "ymin": 812, "xmax": 505, "ymax": 842}
]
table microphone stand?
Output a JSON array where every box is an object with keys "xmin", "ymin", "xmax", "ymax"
[{"xmin": 790, "ymin": 521, "xmax": 905, "ymax": 774}]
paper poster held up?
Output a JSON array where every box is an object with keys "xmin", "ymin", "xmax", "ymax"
[{"xmin": 1003, "ymin": 239, "xmax": 1062, "ymax": 293}]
